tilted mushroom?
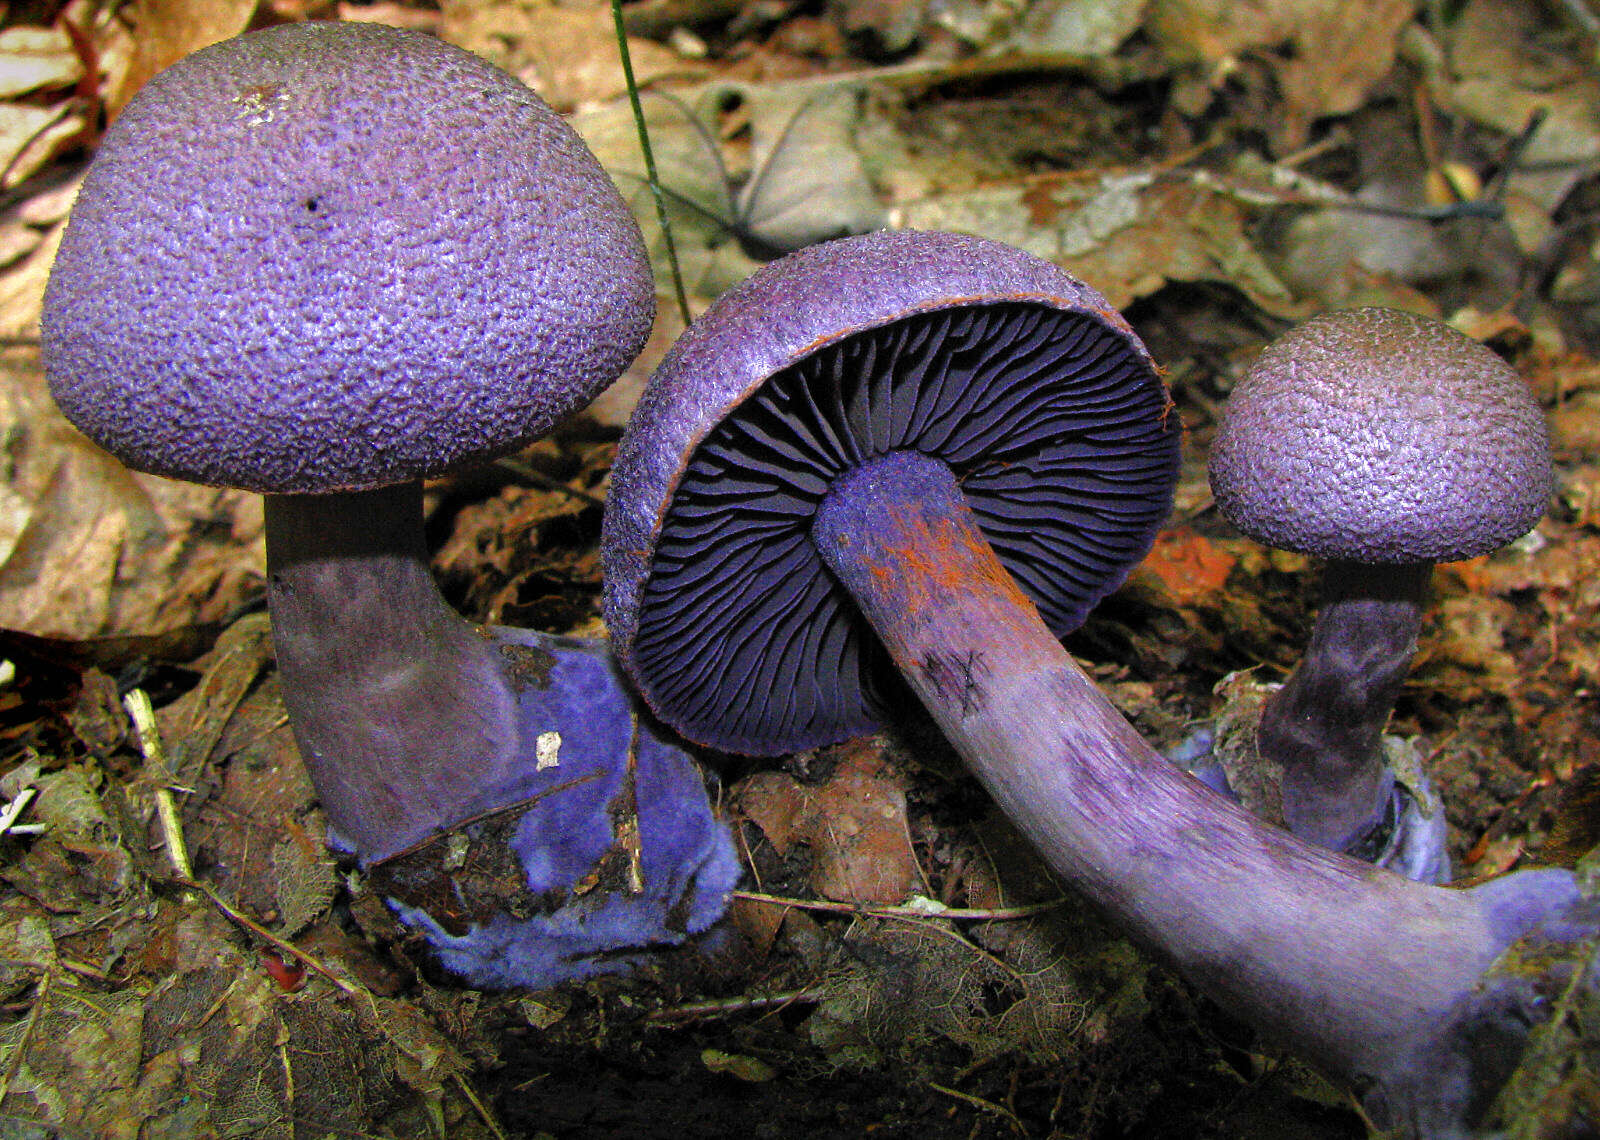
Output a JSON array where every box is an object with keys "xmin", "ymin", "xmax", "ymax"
[
  {"xmin": 606, "ymin": 231, "xmax": 1178, "ymax": 753},
  {"xmin": 43, "ymin": 22, "xmax": 737, "ymax": 988},
  {"xmin": 603, "ymin": 230, "xmax": 1590, "ymax": 1133},
  {"xmin": 1208, "ymin": 308, "xmax": 1553, "ymax": 880}
]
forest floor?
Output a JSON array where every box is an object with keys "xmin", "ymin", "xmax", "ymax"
[{"xmin": 0, "ymin": 0, "xmax": 1597, "ymax": 1136}]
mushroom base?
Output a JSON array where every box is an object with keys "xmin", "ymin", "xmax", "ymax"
[
  {"xmin": 809, "ymin": 449, "xmax": 1584, "ymax": 1134},
  {"xmin": 1260, "ymin": 559, "xmax": 1431, "ymax": 856},
  {"xmin": 264, "ymin": 484, "xmax": 737, "ymax": 986}
]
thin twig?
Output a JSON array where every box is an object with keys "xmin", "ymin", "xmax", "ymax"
[
  {"xmin": 493, "ymin": 458, "xmax": 606, "ymax": 508},
  {"xmin": 0, "ymin": 787, "xmax": 37, "ymax": 840},
  {"xmin": 124, "ymin": 687, "xmax": 201, "ymax": 891},
  {"xmin": 733, "ymin": 816, "xmax": 764, "ymax": 893},
  {"xmin": 731, "ymin": 889, "xmax": 1066, "ymax": 922},
  {"xmin": 284, "ymin": 1117, "xmax": 395, "ymax": 1140},
  {"xmin": 0, "ymin": 971, "xmax": 49, "ymax": 1105},
  {"xmin": 0, "ymin": 957, "xmax": 110, "ymax": 983},
  {"xmin": 926, "ymin": 1080, "xmax": 1028, "ymax": 1136},
  {"xmin": 734, "ymin": 891, "xmax": 1056, "ymax": 988},
  {"xmin": 153, "ymin": 788, "xmax": 195, "ymax": 882},
  {"xmin": 122, "ymin": 689, "xmax": 167, "ymax": 773},
  {"xmin": 452, "ymin": 1074, "xmax": 510, "ymax": 1140},
  {"xmin": 644, "ymin": 987, "xmax": 826, "ymax": 1023},
  {"xmin": 182, "ymin": 878, "xmax": 358, "ymax": 997}
]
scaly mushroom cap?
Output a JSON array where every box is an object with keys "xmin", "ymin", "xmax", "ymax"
[
  {"xmin": 1207, "ymin": 308, "xmax": 1552, "ymax": 564},
  {"xmin": 43, "ymin": 21, "xmax": 654, "ymax": 494},
  {"xmin": 603, "ymin": 229, "xmax": 1180, "ymax": 755}
]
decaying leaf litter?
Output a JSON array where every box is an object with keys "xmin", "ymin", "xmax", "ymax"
[{"xmin": 0, "ymin": 0, "xmax": 1597, "ymax": 1135}]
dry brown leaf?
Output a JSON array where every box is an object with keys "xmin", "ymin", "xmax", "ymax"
[
  {"xmin": 1149, "ymin": 0, "xmax": 1415, "ymax": 149},
  {"xmin": 735, "ymin": 743, "xmax": 918, "ymax": 906},
  {"xmin": 196, "ymin": 674, "xmax": 313, "ymax": 915},
  {"xmin": 0, "ymin": 348, "xmax": 265, "ymax": 639},
  {"xmin": 1274, "ymin": 0, "xmax": 1414, "ymax": 148},
  {"xmin": 0, "ymin": 27, "xmax": 85, "ymax": 99},
  {"xmin": 735, "ymin": 769, "xmax": 809, "ymax": 854},
  {"xmin": 0, "ymin": 218, "xmax": 43, "ymax": 271},
  {"xmin": 0, "ymin": 106, "xmax": 85, "ymax": 193},
  {"xmin": 357, "ymin": 992, "xmax": 476, "ymax": 1097},
  {"xmin": 0, "ymin": 425, "xmax": 138, "ymax": 639},
  {"xmin": 1420, "ymin": 594, "xmax": 1522, "ymax": 691},
  {"xmin": 1550, "ymin": 391, "xmax": 1600, "ymax": 459},
  {"xmin": 1432, "ymin": 0, "xmax": 1600, "ymax": 214},
  {"xmin": 727, "ymin": 893, "xmax": 787, "ymax": 957},
  {"xmin": 0, "ymin": 214, "xmax": 62, "ymax": 339},
  {"xmin": 1057, "ymin": 179, "xmax": 1297, "ymax": 311},
  {"xmin": 153, "ymin": 615, "xmax": 273, "ymax": 782},
  {"xmin": 440, "ymin": 0, "xmax": 699, "ymax": 111},
  {"xmin": 1140, "ymin": 526, "xmax": 1237, "ymax": 606},
  {"xmin": 335, "ymin": 1, "xmax": 442, "ymax": 31},
  {"xmin": 899, "ymin": 174, "xmax": 1296, "ymax": 314},
  {"xmin": 1147, "ymin": 0, "xmax": 1288, "ymax": 67},
  {"xmin": 0, "ymin": 976, "xmax": 154, "ymax": 1133},
  {"xmin": 107, "ymin": 0, "xmax": 259, "ymax": 120},
  {"xmin": 152, "ymin": 618, "xmax": 315, "ymax": 916},
  {"xmin": 803, "ymin": 748, "xmax": 917, "ymax": 905},
  {"xmin": 1, "ymin": 764, "xmax": 137, "ymax": 911},
  {"xmin": 587, "ymin": 298, "xmax": 690, "ymax": 427}
]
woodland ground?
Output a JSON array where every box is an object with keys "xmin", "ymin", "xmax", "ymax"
[{"xmin": 0, "ymin": 0, "xmax": 1596, "ymax": 1136}]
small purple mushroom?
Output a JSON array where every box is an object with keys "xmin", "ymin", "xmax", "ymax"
[
  {"xmin": 603, "ymin": 231, "xmax": 1590, "ymax": 1133},
  {"xmin": 1208, "ymin": 308, "xmax": 1553, "ymax": 875},
  {"xmin": 43, "ymin": 22, "xmax": 736, "ymax": 988}
]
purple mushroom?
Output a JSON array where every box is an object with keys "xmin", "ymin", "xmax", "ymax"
[
  {"xmin": 602, "ymin": 230, "xmax": 1590, "ymax": 1133},
  {"xmin": 42, "ymin": 22, "xmax": 736, "ymax": 989},
  {"xmin": 1208, "ymin": 308, "xmax": 1553, "ymax": 878},
  {"xmin": 605, "ymin": 230, "xmax": 1179, "ymax": 753}
]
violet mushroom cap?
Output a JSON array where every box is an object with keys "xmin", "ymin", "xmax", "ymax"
[
  {"xmin": 1207, "ymin": 308, "xmax": 1553, "ymax": 865},
  {"xmin": 604, "ymin": 236, "xmax": 1588, "ymax": 1134},
  {"xmin": 42, "ymin": 22, "xmax": 736, "ymax": 988},
  {"xmin": 45, "ymin": 20, "xmax": 650, "ymax": 494},
  {"xmin": 604, "ymin": 228, "xmax": 1180, "ymax": 754}
]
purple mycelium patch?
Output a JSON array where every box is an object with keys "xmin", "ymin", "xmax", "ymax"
[{"xmin": 374, "ymin": 629, "xmax": 739, "ymax": 990}]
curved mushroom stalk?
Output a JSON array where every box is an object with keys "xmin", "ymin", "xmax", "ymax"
[
  {"xmin": 1259, "ymin": 559, "xmax": 1430, "ymax": 856},
  {"xmin": 261, "ymin": 484, "xmax": 738, "ymax": 988},
  {"xmin": 812, "ymin": 449, "xmax": 1583, "ymax": 1132},
  {"xmin": 603, "ymin": 232, "xmax": 1585, "ymax": 1130}
]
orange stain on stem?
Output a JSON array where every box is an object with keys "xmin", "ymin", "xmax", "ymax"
[{"xmin": 851, "ymin": 499, "xmax": 1042, "ymax": 637}]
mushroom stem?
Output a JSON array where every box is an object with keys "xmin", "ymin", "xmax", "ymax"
[
  {"xmin": 264, "ymin": 482, "xmax": 522, "ymax": 860},
  {"xmin": 1260, "ymin": 559, "xmax": 1431, "ymax": 853},
  {"xmin": 811, "ymin": 449, "xmax": 1577, "ymax": 1121},
  {"xmin": 264, "ymin": 482, "xmax": 739, "ymax": 985}
]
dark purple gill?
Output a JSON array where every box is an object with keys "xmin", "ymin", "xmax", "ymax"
[{"xmin": 609, "ymin": 236, "xmax": 1178, "ymax": 755}]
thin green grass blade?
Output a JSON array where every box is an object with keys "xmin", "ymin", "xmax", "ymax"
[{"xmin": 610, "ymin": 0, "xmax": 693, "ymax": 328}]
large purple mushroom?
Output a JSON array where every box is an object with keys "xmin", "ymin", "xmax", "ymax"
[
  {"xmin": 603, "ymin": 230, "xmax": 1591, "ymax": 1133},
  {"xmin": 43, "ymin": 22, "xmax": 736, "ymax": 988},
  {"xmin": 1208, "ymin": 308, "xmax": 1553, "ymax": 876},
  {"xmin": 605, "ymin": 230, "xmax": 1179, "ymax": 753}
]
